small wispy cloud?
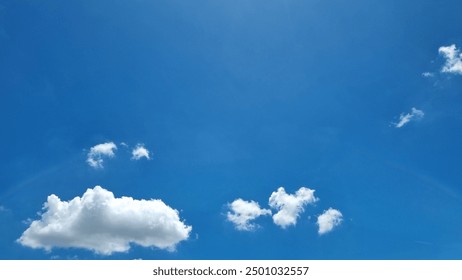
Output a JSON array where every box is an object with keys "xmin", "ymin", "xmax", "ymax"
[
  {"xmin": 421, "ymin": 72, "xmax": 435, "ymax": 78},
  {"xmin": 227, "ymin": 199, "xmax": 271, "ymax": 231},
  {"xmin": 439, "ymin": 44, "xmax": 462, "ymax": 75},
  {"xmin": 317, "ymin": 208, "xmax": 343, "ymax": 235},
  {"xmin": 86, "ymin": 141, "xmax": 152, "ymax": 167},
  {"xmin": 86, "ymin": 142, "xmax": 117, "ymax": 168},
  {"xmin": 18, "ymin": 186, "xmax": 192, "ymax": 255},
  {"xmin": 131, "ymin": 144, "xmax": 151, "ymax": 160},
  {"xmin": 269, "ymin": 187, "xmax": 318, "ymax": 228},
  {"xmin": 393, "ymin": 107, "xmax": 424, "ymax": 128}
]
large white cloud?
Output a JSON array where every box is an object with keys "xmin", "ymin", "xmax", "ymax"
[
  {"xmin": 317, "ymin": 208, "xmax": 343, "ymax": 235},
  {"xmin": 18, "ymin": 186, "xmax": 192, "ymax": 255},
  {"xmin": 86, "ymin": 142, "xmax": 117, "ymax": 168},
  {"xmin": 227, "ymin": 199, "xmax": 271, "ymax": 231},
  {"xmin": 131, "ymin": 144, "xmax": 151, "ymax": 160},
  {"xmin": 394, "ymin": 107, "xmax": 424, "ymax": 128},
  {"xmin": 439, "ymin": 44, "xmax": 462, "ymax": 75},
  {"xmin": 269, "ymin": 187, "xmax": 318, "ymax": 228}
]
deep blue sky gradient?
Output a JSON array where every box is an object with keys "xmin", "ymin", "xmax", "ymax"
[{"xmin": 1, "ymin": 0, "xmax": 462, "ymax": 259}]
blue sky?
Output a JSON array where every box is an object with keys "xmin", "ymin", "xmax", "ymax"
[{"xmin": 1, "ymin": 0, "xmax": 462, "ymax": 259}]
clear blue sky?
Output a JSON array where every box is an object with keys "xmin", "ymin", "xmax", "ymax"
[{"xmin": 1, "ymin": 0, "xmax": 462, "ymax": 259}]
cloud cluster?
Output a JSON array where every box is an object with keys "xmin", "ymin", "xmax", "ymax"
[
  {"xmin": 87, "ymin": 142, "xmax": 151, "ymax": 168},
  {"xmin": 269, "ymin": 187, "xmax": 318, "ymax": 228},
  {"xmin": 421, "ymin": 44, "xmax": 462, "ymax": 79},
  {"xmin": 317, "ymin": 208, "xmax": 343, "ymax": 235},
  {"xmin": 227, "ymin": 187, "xmax": 342, "ymax": 235},
  {"xmin": 439, "ymin": 44, "xmax": 462, "ymax": 75},
  {"xmin": 394, "ymin": 107, "xmax": 424, "ymax": 128},
  {"xmin": 18, "ymin": 186, "xmax": 191, "ymax": 255},
  {"xmin": 227, "ymin": 199, "xmax": 271, "ymax": 231},
  {"xmin": 410, "ymin": 43, "xmax": 462, "ymax": 130}
]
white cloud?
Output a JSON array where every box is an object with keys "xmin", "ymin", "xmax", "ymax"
[
  {"xmin": 422, "ymin": 72, "xmax": 434, "ymax": 78},
  {"xmin": 317, "ymin": 208, "xmax": 343, "ymax": 235},
  {"xmin": 394, "ymin": 107, "xmax": 424, "ymax": 128},
  {"xmin": 131, "ymin": 144, "xmax": 151, "ymax": 160},
  {"xmin": 269, "ymin": 187, "xmax": 318, "ymax": 228},
  {"xmin": 86, "ymin": 142, "xmax": 117, "ymax": 168},
  {"xmin": 439, "ymin": 44, "xmax": 462, "ymax": 75},
  {"xmin": 227, "ymin": 199, "xmax": 271, "ymax": 231},
  {"xmin": 18, "ymin": 186, "xmax": 192, "ymax": 255}
]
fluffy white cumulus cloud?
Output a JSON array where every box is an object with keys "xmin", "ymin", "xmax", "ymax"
[
  {"xmin": 227, "ymin": 199, "xmax": 271, "ymax": 231},
  {"xmin": 86, "ymin": 142, "xmax": 117, "ymax": 168},
  {"xmin": 317, "ymin": 208, "xmax": 343, "ymax": 235},
  {"xmin": 394, "ymin": 107, "xmax": 424, "ymax": 128},
  {"xmin": 18, "ymin": 186, "xmax": 192, "ymax": 255},
  {"xmin": 269, "ymin": 187, "xmax": 318, "ymax": 228},
  {"xmin": 439, "ymin": 44, "xmax": 462, "ymax": 75},
  {"xmin": 131, "ymin": 144, "xmax": 151, "ymax": 160}
]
